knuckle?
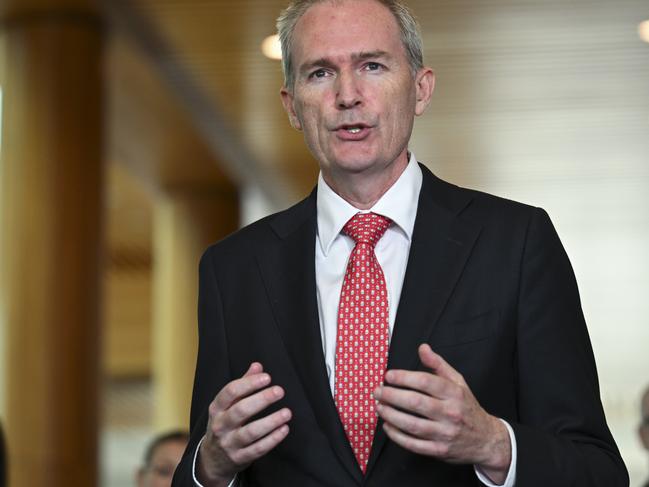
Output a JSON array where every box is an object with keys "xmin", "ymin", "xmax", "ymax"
[
  {"xmin": 251, "ymin": 441, "xmax": 266, "ymax": 458},
  {"xmin": 250, "ymin": 419, "xmax": 270, "ymax": 441},
  {"xmin": 225, "ymin": 382, "xmax": 241, "ymax": 399},
  {"xmin": 408, "ymin": 419, "xmax": 422, "ymax": 436},
  {"xmin": 208, "ymin": 402, "xmax": 219, "ymax": 417},
  {"xmin": 230, "ymin": 401, "xmax": 250, "ymax": 422},
  {"xmin": 443, "ymin": 403, "xmax": 462, "ymax": 423},
  {"xmin": 434, "ymin": 443, "xmax": 450, "ymax": 458},
  {"xmin": 441, "ymin": 424, "xmax": 459, "ymax": 442},
  {"xmin": 218, "ymin": 435, "xmax": 234, "ymax": 454},
  {"xmin": 414, "ymin": 374, "xmax": 428, "ymax": 390},
  {"xmin": 380, "ymin": 387, "xmax": 392, "ymax": 402},
  {"xmin": 449, "ymin": 411, "xmax": 463, "ymax": 425},
  {"xmin": 409, "ymin": 394, "xmax": 423, "ymax": 410},
  {"xmin": 270, "ymin": 425, "xmax": 288, "ymax": 445},
  {"xmin": 210, "ymin": 421, "xmax": 225, "ymax": 438},
  {"xmin": 264, "ymin": 386, "xmax": 281, "ymax": 401},
  {"xmin": 237, "ymin": 425, "xmax": 253, "ymax": 445},
  {"xmin": 229, "ymin": 449, "xmax": 244, "ymax": 465},
  {"xmin": 448, "ymin": 410, "xmax": 462, "ymax": 424}
]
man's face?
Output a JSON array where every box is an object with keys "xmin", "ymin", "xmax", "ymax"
[
  {"xmin": 281, "ymin": 0, "xmax": 433, "ymax": 187},
  {"xmin": 136, "ymin": 439, "xmax": 186, "ymax": 487}
]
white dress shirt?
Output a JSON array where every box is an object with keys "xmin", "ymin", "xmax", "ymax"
[
  {"xmin": 193, "ymin": 153, "xmax": 516, "ymax": 487},
  {"xmin": 315, "ymin": 153, "xmax": 422, "ymax": 394}
]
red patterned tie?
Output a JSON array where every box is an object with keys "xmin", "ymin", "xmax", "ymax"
[{"xmin": 335, "ymin": 212, "xmax": 391, "ymax": 473}]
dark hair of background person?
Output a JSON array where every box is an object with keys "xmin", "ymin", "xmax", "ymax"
[{"xmin": 142, "ymin": 430, "xmax": 189, "ymax": 468}]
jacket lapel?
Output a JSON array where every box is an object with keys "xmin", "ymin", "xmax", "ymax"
[
  {"xmin": 256, "ymin": 191, "xmax": 363, "ymax": 484},
  {"xmin": 365, "ymin": 166, "xmax": 483, "ymax": 477}
]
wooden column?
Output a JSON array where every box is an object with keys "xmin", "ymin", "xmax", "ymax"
[
  {"xmin": 0, "ymin": 1, "xmax": 104, "ymax": 486},
  {"xmin": 152, "ymin": 188, "xmax": 238, "ymax": 431}
]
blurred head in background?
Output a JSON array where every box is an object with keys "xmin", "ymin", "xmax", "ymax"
[
  {"xmin": 136, "ymin": 430, "xmax": 189, "ymax": 487},
  {"xmin": 641, "ymin": 388, "xmax": 649, "ymax": 451}
]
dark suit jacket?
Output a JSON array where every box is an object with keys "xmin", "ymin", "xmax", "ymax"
[{"xmin": 173, "ymin": 165, "xmax": 628, "ymax": 486}]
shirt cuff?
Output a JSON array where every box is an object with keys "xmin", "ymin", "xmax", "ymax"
[
  {"xmin": 191, "ymin": 435, "xmax": 237, "ymax": 487},
  {"xmin": 474, "ymin": 419, "xmax": 517, "ymax": 487}
]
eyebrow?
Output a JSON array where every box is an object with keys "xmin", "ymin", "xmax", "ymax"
[{"xmin": 299, "ymin": 50, "xmax": 391, "ymax": 76}]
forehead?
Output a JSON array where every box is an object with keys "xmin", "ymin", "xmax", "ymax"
[
  {"xmin": 150, "ymin": 440, "xmax": 186, "ymax": 463},
  {"xmin": 292, "ymin": 0, "xmax": 405, "ymax": 64}
]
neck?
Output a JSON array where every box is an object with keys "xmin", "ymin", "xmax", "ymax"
[{"xmin": 323, "ymin": 152, "xmax": 409, "ymax": 210}]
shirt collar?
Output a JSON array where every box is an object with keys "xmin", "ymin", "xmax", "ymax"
[{"xmin": 316, "ymin": 152, "xmax": 423, "ymax": 256}]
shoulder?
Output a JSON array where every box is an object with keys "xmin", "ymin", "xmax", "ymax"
[
  {"xmin": 201, "ymin": 189, "xmax": 316, "ymax": 264},
  {"xmin": 419, "ymin": 163, "xmax": 547, "ymax": 228}
]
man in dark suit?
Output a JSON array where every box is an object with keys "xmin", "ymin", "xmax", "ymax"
[{"xmin": 172, "ymin": 0, "xmax": 628, "ymax": 485}]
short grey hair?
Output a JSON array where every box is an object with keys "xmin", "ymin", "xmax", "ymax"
[{"xmin": 277, "ymin": 0, "xmax": 424, "ymax": 91}]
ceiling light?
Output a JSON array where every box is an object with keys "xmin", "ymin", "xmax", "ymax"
[
  {"xmin": 639, "ymin": 20, "xmax": 649, "ymax": 43},
  {"xmin": 261, "ymin": 34, "xmax": 282, "ymax": 60}
]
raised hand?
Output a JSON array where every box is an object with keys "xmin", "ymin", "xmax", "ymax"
[
  {"xmin": 374, "ymin": 344, "xmax": 511, "ymax": 484},
  {"xmin": 197, "ymin": 363, "xmax": 292, "ymax": 486}
]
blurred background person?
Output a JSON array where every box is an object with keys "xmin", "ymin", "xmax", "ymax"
[
  {"xmin": 640, "ymin": 387, "xmax": 649, "ymax": 487},
  {"xmin": 136, "ymin": 431, "xmax": 188, "ymax": 487}
]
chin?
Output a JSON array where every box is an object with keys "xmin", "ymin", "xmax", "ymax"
[
  {"xmin": 333, "ymin": 159, "xmax": 378, "ymax": 175},
  {"xmin": 329, "ymin": 150, "xmax": 381, "ymax": 173}
]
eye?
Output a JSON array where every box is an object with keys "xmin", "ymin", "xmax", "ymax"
[
  {"xmin": 308, "ymin": 68, "xmax": 329, "ymax": 79},
  {"xmin": 364, "ymin": 62, "xmax": 383, "ymax": 72}
]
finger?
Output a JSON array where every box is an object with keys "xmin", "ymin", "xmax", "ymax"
[
  {"xmin": 223, "ymin": 385, "xmax": 286, "ymax": 428},
  {"xmin": 234, "ymin": 408, "xmax": 292, "ymax": 448},
  {"xmin": 376, "ymin": 403, "xmax": 436, "ymax": 439},
  {"xmin": 230, "ymin": 423, "xmax": 291, "ymax": 466},
  {"xmin": 243, "ymin": 362, "xmax": 264, "ymax": 377},
  {"xmin": 214, "ymin": 372, "xmax": 272, "ymax": 411},
  {"xmin": 230, "ymin": 363, "xmax": 265, "ymax": 407},
  {"xmin": 418, "ymin": 344, "xmax": 465, "ymax": 385},
  {"xmin": 383, "ymin": 369, "xmax": 457, "ymax": 400},
  {"xmin": 374, "ymin": 385, "xmax": 440, "ymax": 420},
  {"xmin": 383, "ymin": 422, "xmax": 450, "ymax": 459}
]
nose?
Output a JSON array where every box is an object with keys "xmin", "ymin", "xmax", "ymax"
[{"xmin": 335, "ymin": 71, "xmax": 362, "ymax": 109}]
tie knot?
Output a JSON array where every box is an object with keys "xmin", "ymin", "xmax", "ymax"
[{"xmin": 343, "ymin": 212, "xmax": 391, "ymax": 247}]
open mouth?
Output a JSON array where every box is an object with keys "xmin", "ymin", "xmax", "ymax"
[
  {"xmin": 335, "ymin": 124, "xmax": 371, "ymax": 136},
  {"xmin": 333, "ymin": 123, "xmax": 373, "ymax": 141}
]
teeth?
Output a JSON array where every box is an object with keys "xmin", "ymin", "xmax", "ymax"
[{"xmin": 346, "ymin": 127, "xmax": 361, "ymax": 134}]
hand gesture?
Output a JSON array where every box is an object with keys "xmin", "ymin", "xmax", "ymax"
[
  {"xmin": 197, "ymin": 363, "xmax": 292, "ymax": 486},
  {"xmin": 374, "ymin": 344, "xmax": 511, "ymax": 484}
]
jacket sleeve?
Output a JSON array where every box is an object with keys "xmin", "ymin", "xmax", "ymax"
[
  {"xmin": 172, "ymin": 246, "xmax": 233, "ymax": 486},
  {"xmin": 511, "ymin": 207, "xmax": 628, "ymax": 486}
]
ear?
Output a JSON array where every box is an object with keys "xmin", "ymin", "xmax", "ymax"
[
  {"xmin": 135, "ymin": 468, "xmax": 145, "ymax": 487},
  {"xmin": 414, "ymin": 67, "xmax": 435, "ymax": 116},
  {"xmin": 640, "ymin": 422, "xmax": 649, "ymax": 450},
  {"xmin": 280, "ymin": 86, "xmax": 303, "ymax": 131}
]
